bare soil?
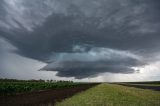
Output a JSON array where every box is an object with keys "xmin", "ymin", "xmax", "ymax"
[{"xmin": 0, "ymin": 83, "xmax": 99, "ymax": 106}]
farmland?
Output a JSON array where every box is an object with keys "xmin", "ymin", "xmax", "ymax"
[
  {"xmin": 56, "ymin": 83, "xmax": 160, "ymax": 106},
  {"xmin": 0, "ymin": 79, "xmax": 81, "ymax": 94},
  {"xmin": 0, "ymin": 79, "xmax": 98, "ymax": 106},
  {"xmin": 116, "ymin": 81, "xmax": 160, "ymax": 91},
  {"xmin": 1, "ymin": 79, "xmax": 160, "ymax": 106}
]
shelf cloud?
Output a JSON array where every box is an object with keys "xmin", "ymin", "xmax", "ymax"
[{"xmin": 0, "ymin": 0, "xmax": 160, "ymax": 79}]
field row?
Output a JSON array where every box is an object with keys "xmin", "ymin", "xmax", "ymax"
[{"xmin": 0, "ymin": 81, "xmax": 81, "ymax": 94}]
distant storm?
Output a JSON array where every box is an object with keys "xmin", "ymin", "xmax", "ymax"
[{"xmin": 0, "ymin": 0, "xmax": 160, "ymax": 81}]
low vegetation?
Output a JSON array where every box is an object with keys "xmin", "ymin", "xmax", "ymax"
[
  {"xmin": 0, "ymin": 79, "xmax": 81, "ymax": 94},
  {"xmin": 124, "ymin": 81, "xmax": 160, "ymax": 84},
  {"xmin": 56, "ymin": 83, "xmax": 160, "ymax": 106}
]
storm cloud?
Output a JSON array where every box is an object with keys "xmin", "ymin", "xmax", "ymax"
[
  {"xmin": 41, "ymin": 47, "xmax": 144, "ymax": 78},
  {"xmin": 0, "ymin": 0, "xmax": 160, "ymax": 79}
]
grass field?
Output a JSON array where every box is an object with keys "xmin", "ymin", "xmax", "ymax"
[{"xmin": 56, "ymin": 84, "xmax": 160, "ymax": 106}]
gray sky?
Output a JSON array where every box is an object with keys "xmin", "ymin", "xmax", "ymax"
[{"xmin": 0, "ymin": 0, "xmax": 160, "ymax": 81}]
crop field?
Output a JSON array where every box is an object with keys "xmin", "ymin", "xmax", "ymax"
[
  {"xmin": 56, "ymin": 84, "xmax": 160, "ymax": 106},
  {"xmin": 121, "ymin": 81, "xmax": 160, "ymax": 86},
  {"xmin": 117, "ymin": 81, "xmax": 160, "ymax": 91},
  {"xmin": 0, "ymin": 79, "xmax": 82, "ymax": 94},
  {"xmin": 123, "ymin": 81, "xmax": 160, "ymax": 84},
  {"xmin": 0, "ymin": 79, "xmax": 98, "ymax": 106}
]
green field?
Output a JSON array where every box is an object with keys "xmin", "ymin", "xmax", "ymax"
[
  {"xmin": 0, "ymin": 79, "xmax": 81, "ymax": 94},
  {"xmin": 56, "ymin": 84, "xmax": 160, "ymax": 106}
]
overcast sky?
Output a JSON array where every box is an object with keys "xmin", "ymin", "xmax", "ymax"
[{"xmin": 0, "ymin": 0, "xmax": 160, "ymax": 82}]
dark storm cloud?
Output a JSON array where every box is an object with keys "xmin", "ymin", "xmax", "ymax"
[
  {"xmin": 40, "ymin": 47, "xmax": 145, "ymax": 78},
  {"xmin": 0, "ymin": 0, "xmax": 160, "ymax": 78},
  {"xmin": 41, "ymin": 57, "xmax": 143, "ymax": 79},
  {"xmin": 44, "ymin": 61, "xmax": 136, "ymax": 79}
]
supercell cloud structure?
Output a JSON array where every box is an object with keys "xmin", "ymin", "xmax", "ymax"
[{"xmin": 0, "ymin": 0, "xmax": 160, "ymax": 79}]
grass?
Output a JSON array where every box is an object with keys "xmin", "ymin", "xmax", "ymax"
[{"xmin": 56, "ymin": 83, "xmax": 160, "ymax": 106}]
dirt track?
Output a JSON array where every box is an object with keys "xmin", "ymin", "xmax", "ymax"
[{"xmin": 0, "ymin": 83, "xmax": 98, "ymax": 106}]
